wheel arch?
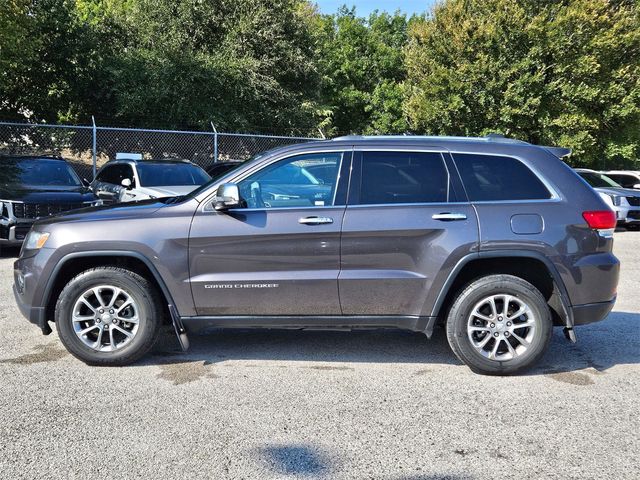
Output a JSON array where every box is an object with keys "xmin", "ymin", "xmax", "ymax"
[
  {"xmin": 431, "ymin": 250, "xmax": 574, "ymax": 328},
  {"xmin": 43, "ymin": 251, "xmax": 175, "ymax": 324}
]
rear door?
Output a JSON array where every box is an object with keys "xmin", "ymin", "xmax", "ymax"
[{"xmin": 338, "ymin": 147, "xmax": 479, "ymax": 316}]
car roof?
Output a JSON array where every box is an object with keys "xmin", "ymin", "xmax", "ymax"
[
  {"xmin": 0, "ymin": 154, "xmax": 68, "ymax": 162},
  {"xmin": 292, "ymin": 134, "xmax": 572, "ymax": 159},
  {"xmin": 105, "ymin": 158, "xmax": 195, "ymax": 166}
]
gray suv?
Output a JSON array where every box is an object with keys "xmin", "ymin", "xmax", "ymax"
[{"xmin": 13, "ymin": 136, "xmax": 620, "ymax": 374}]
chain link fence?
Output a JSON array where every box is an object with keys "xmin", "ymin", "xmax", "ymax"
[{"xmin": 0, "ymin": 121, "xmax": 318, "ymax": 180}]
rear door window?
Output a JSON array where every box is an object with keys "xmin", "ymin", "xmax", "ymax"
[
  {"xmin": 357, "ymin": 151, "xmax": 453, "ymax": 205},
  {"xmin": 454, "ymin": 153, "xmax": 552, "ymax": 201}
]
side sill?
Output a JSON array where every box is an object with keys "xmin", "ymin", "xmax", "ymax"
[{"xmin": 181, "ymin": 315, "xmax": 438, "ymax": 338}]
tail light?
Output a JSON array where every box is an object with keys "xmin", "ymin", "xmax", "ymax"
[{"xmin": 582, "ymin": 210, "xmax": 616, "ymax": 230}]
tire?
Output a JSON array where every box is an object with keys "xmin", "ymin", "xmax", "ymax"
[
  {"xmin": 445, "ymin": 274, "xmax": 552, "ymax": 375},
  {"xmin": 55, "ymin": 267, "xmax": 163, "ymax": 366}
]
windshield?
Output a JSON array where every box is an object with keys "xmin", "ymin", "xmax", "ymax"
[
  {"xmin": 579, "ymin": 171, "xmax": 622, "ymax": 188},
  {"xmin": 1, "ymin": 159, "xmax": 82, "ymax": 186},
  {"xmin": 136, "ymin": 163, "xmax": 210, "ymax": 187}
]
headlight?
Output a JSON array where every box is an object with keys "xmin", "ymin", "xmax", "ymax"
[
  {"xmin": 608, "ymin": 194, "xmax": 623, "ymax": 206},
  {"xmin": 24, "ymin": 231, "xmax": 50, "ymax": 250}
]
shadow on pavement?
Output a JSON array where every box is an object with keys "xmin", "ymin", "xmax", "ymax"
[
  {"xmin": 528, "ymin": 311, "xmax": 640, "ymax": 376},
  {"xmin": 259, "ymin": 444, "xmax": 329, "ymax": 477},
  {"xmin": 142, "ymin": 311, "xmax": 640, "ymax": 375},
  {"xmin": 148, "ymin": 326, "xmax": 461, "ymax": 366}
]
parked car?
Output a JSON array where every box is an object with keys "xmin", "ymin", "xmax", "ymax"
[
  {"xmin": 0, "ymin": 155, "xmax": 97, "ymax": 248},
  {"xmin": 14, "ymin": 135, "xmax": 619, "ymax": 375},
  {"xmin": 206, "ymin": 161, "xmax": 243, "ymax": 180},
  {"xmin": 600, "ymin": 170, "xmax": 640, "ymax": 190},
  {"xmin": 575, "ymin": 168, "xmax": 640, "ymax": 226},
  {"xmin": 91, "ymin": 158, "xmax": 210, "ymax": 203}
]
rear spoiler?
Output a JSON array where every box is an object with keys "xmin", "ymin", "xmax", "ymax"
[{"xmin": 544, "ymin": 146, "xmax": 572, "ymax": 159}]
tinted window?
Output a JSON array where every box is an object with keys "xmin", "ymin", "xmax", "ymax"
[
  {"xmin": 206, "ymin": 162, "xmax": 242, "ymax": 181},
  {"xmin": 606, "ymin": 174, "xmax": 638, "ymax": 188},
  {"xmin": 455, "ymin": 154, "xmax": 552, "ymax": 201},
  {"xmin": 577, "ymin": 171, "xmax": 621, "ymax": 188},
  {"xmin": 358, "ymin": 151, "xmax": 451, "ymax": 205},
  {"xmin": 136, "ymin": 163, "xmax": 209, "ymax": 187},
  {"xmin": 238, "ymin": 152, "xmax": 343, "ymax": 208},
  {"xmin": 97, "ymin": 164, "xmax": 135, "ymax": 186},
  {"xmin": 6, "ymin": 159, "xmax": 81, "ymax": 186}
]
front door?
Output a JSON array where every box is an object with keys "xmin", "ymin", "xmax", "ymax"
[
  {"xmin": 189, "ymin": 150, "xmax": 351, "ymax": 316},
  {"xmin": 339, "ymin": 148, "xmax": 479, "ymax": 316}
]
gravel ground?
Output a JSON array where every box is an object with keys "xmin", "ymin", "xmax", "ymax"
[{"xmin": 0, "ymin": 234, "xmax": 638, "ymax": 480}]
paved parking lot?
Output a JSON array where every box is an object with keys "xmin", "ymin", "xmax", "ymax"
[{"xmin": 0, "ymin": 235, "xmax": 638, "ymax": 480}]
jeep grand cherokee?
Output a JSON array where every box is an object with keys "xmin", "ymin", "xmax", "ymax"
[{"xmin": 13, "ymin": 135, "xmax": 619, "ymax": 374}]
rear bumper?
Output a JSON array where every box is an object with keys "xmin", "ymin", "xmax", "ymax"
[{"xmin": 571, "ymin": 297, "xmax": 616, "ymax": 325}]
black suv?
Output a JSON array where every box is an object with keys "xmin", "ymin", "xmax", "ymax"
[
  {"xmin": 13, "ymin": 136, "xmax": 619, "ymax": 374},
  {"xmin": 1, "ymin": 156, "xmax": 97, "ymax": 247}
]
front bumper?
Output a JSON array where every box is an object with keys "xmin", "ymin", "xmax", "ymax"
[
  {"xmin": 0, "ymin": 219, "xmax": 34, "ymax": 244},
  {"xmin": 622, "ymin": 209, "xmax": 640, "ymax": 224},
  {"xmin": 13, "ymin": 283, "xmax": 48, "ymax": 332}
]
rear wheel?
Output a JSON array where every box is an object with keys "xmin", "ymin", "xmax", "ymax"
[
  {"xmin": 55, "ymin": 267, "xmax": 163, "ymax": 366},
  {"xmin": 446, "ymin": 274, "xmax": 552, "ymax": 375}
]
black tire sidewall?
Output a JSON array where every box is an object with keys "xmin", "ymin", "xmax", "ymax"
[
  {"xmin": 447, "ymin": 275, "xmax": 552, "ymax": 375},
  {"xmin": 56, "ymin": 268, "xmax": 161, "ymax": 365}
]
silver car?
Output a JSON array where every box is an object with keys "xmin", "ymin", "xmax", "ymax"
[{"xmin": 575, "ymin": 168, "xmax": 640, "ymax": 225}]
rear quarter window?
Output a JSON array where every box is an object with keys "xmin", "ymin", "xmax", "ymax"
[{"xmin": 454, "ymin": 153, "xmax": 552, "ymax": 201}]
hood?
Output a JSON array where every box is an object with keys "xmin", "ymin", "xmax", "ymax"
[
  {"xmin": 33, "ymin": 198, "xmax": 169, "ymax": 227},
  {"xmin": 0, "ymin": 184, "xmax": 96, "ymax": 203},
  {"xmin": 141, "ymin": 185, "xmax": 201, "ymax": 197},
  {"xmin": 594, "ymin": 187, "xmax": 640, "ymax": 197}
]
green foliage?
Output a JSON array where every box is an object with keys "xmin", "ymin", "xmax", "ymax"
[
  {"xmin": 314, "ymin": 7, "xmax": 410, "ymax": 136},
  {"xmin": 0, "ymin": 0, "xmax": 639, "ymax": 166},
  {"xmin": 405, "ymin": 0, "xmax": 640, "ymax": 168},
  {"xmin": 0, "ymin": 0, "xmax": 90, "ymax": 121}
]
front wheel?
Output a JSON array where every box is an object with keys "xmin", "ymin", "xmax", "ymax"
[
  {"xmin": 446, "ymin": 274, "xmax": 552, "ymax": 375},
  {"xmin": 55, "ymin": 267, "xmax": 163, "ymax": 366}
]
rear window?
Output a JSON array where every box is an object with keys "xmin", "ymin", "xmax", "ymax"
[
  {"xmin": 454, "ymin": 154, "xmax": 552, "ymax": 201},
  {"xmin": 136, "ymin": 163, "xmax": 210, "ymax": 187}
]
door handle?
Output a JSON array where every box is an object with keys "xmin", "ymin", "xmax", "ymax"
[
  {"xmin": 299, "ymin": 216, "xmax": 334, "ymax": 225},
  {"xmin": 432, "ymin": 212, "xmax": 467, "ymax": 221}
]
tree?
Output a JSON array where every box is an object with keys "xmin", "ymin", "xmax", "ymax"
[
  {"xmin": 84, "ymin": 0, "xmax": 322, "ymax": 134},
  {"xmin": 405, "ymin": 0, "xmax": 640, "ymax": 168},
  {"xmin": 0, "ymin": 0, "xmax": 98, "ymax": 122},
  {"xmin": 314, "ymin": 7, "xmax": 410, "ymax": 136}
]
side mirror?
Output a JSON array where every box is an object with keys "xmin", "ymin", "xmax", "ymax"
[
  {"xmin": 121, "ymin": 178, "xmax": 132, "ymax": 189},
  {"xmin": 214, "ymin": 183, "xmax": 241, "ymax": 211}
]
